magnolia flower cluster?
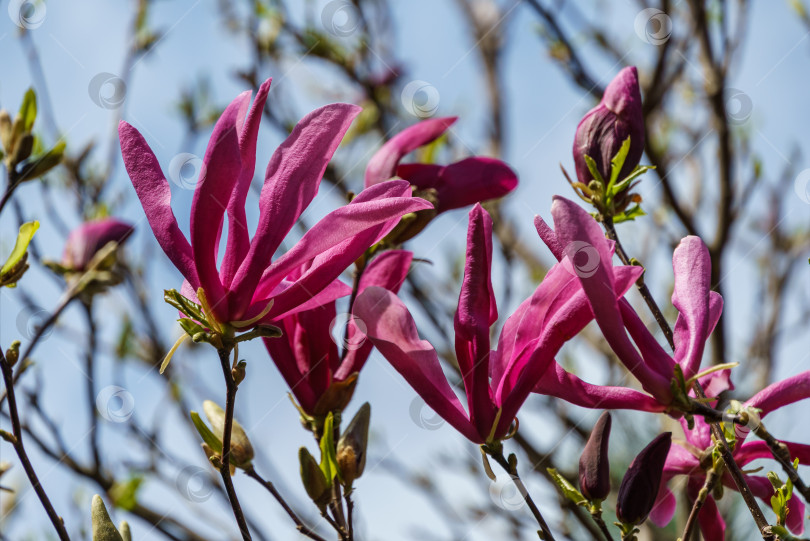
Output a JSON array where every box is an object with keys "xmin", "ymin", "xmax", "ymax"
[{"xmin": 108, "ymin": 69, "xmax": 810, "ymax": 540}]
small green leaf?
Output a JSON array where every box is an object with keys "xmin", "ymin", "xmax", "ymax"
[
  {"xmin": 202, "ymin": 400, "xmax": 253, "ymax": 467},
  {"xmin": 546, "ymin": 468, "xmax": 587, "ymax": 505},
  {"xmin": 190, "ymin": 410, "xmax": 222, "ymax": 454},
  {"xmin": 19, "ymin": 140, "xmax": 65, "ymax": 180},
  {"xmin": 1, "ymin": 221, "xmax": 39, "ymax": 283},
  {"xmin": 110, "ymin": 476, "xmax": 143, "ymax": 511},
  {"xmin": 163, "ymin": 289, "xmax": 206, "ymax": 323},
  {"xmin": 319, "ymin": 412, "xmax": 339, "ymax": 486},
  {"xmin": 583, "ymin": 154, "xmax": 605, "ymax": 185},
  {"xmin": 612, "ymin": 204, "xmax": 646, "ymax": 224},
  {"xmin": 178, "ymin": 318, "xmax": 206, "ymax": 337},
  {"xmin": 608, "ymin": 136, "xmax": 632, "ymax": 191},
  {"xmin": 18, "ymin": 88, "xmax": 36, "ymax": 133}
]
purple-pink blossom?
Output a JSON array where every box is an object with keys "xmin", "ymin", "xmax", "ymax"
[
  {"xmin": 119, "ymin": 78, "xmax": 431, "ymax": 328},
  {"xmin": 62, "ymin": 218, "xmax": 134, "ymax": 271}
]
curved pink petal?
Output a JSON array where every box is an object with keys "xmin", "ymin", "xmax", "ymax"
[
  {"xmin": 454, "ymin": 204, "xmax": 497, "ymax": 438},
  {"xmin": 649, "ymin": 482, "xmax": 677, "ymax": 527},
  {"xmin": 62, "ymin": 218, "xmax": 134, "ymax": 270},
  {"xmin": 337, "ymin": 250, "xmax": 413, "ymax": 380},
  {"xmin": 671, "ymin": 236, "xmax": 714, "ymax": 380},
  {"xmin": 119, "ymin": 121, "xmax": 199, "ymax": 287},
  {"xmin": 679, "ymin": 414, "xmax": 713, "ymax": 450},
  {"xmin": 551, "ymin": 196, "xmax": 672, "ymax": 400},
  {"xmin": 190, "ymin": 91, "xmax": 250, "ymax": 321},
  {"xmin": 735, "ymin": 440, "xmax": 810, "ymax": 467},
  {"xmin": 534, "ymin": 214, "xmax": 563, "ymax": 261},
  {"xmin": 364, "ymin": 116, "xmax": 456, "ymax": 187},
  {"xmin": 619, "ymin": 299, "xmax": 676, "ymax": 379},
  {"xmin": 745, "ymin": 370, "xmax": 810, "ymax": 418},
  {"xmin": 397, "ymin": 157, "xmax": 518, "ymax": 212},
  {"xmin": 697, "ymin": 495, "xmax": 725, "ymax": 541},
  {"xmin": 533, "ymin": 362, "xmax": 667, "ymax": 411},
  {"xmin": 229, "ymin": 103, "xmax": 362, "ymax": 316},
  {"xmin": 221, "ymin": 78, "xmax": 272, "ymax": 288},
  {"xmin": 353, "ymin": 286, "xmax": 480, "ymax": 442},
  {"xmin": 663, "ymin": 443, "xmax": 702, "ymax": 475}
]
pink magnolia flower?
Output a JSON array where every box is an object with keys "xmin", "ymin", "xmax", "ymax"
[
  {"xmin": 264, "ymin": 250, "xmax": 413, "ymax": 416},
  {"xmin": 119, "ymin": 78, "xmax": 432, "ymax": 328},
  {"xmin": 573, "ymin": 66, "xmax": 644, "ymax": 184},
  {"xmin": 364, "ymin": 117, "xmax": 518, "ymax": 213},
  {"xmin": 651, "ymin": 371, "xmax": 810, "ymax": 540},
  {"xmin": 62, "ymin": 218, "xmax": 134, "ymax": 270},
  {"xmin": 531, "ymin": 196, "xmax": 722, "ymax": 412},
  {"xmin": 353, "ymin": 204, "xmax": 641, "ymax": 443}
]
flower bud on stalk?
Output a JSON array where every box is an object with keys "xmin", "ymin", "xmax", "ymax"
[
  {"xmin": 616, "ymin": 432, "xmax": 672, "ymax": 525},
  {"xmin": 337, "ymin": 402, "xmax": 371, "ymax": 488},
  {"xmin": 573, "ymin": 66, "xmax": 644, "ymax": 185},
  {"xmin": 579, "ymin": 411, "xmax": 612, "ymax": 501}
]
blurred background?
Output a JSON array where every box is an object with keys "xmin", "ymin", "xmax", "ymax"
[{"xmin": 1, "ymin": 0, "xmax": 810, "ymax": 539}]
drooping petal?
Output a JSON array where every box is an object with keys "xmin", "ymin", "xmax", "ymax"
[
  {"xmin": 671, "ymin": 236, "xmax": 714, "ymax": 380},
  {"xmin": 619, "ymin": 299, "xmax": 676, "ymax": 380},
  {"xmin": 190, "ymin": 91, "xmax": 250, "ymax": 321},
  {"xmin": 534, "ymin": 362, "xmax": 667, "ymax": 412},
  {"xmin": 220, "ymin": 78, "xmax": 272, "ymax": 288},
  {"xmin": 551, "ymin": 196, "xmax": 672, "ymax": 401},
  {"xmin": 734, "ymin": 440, "xmax": 810, "ymax": 466},
  {"xmin": 353, "ymin": 286, "xmax": 480, "ymax": 442},
  {"xmin": 744, "ymin": 370, "xmax": 810, "ymax": 418},
  {"xmin": 229, "ymin": 103, "xmax": 362, "ymax": 315},
  {"xmin": 118, "ymin": 121, "xmax": 199, "ymax": 287},
  {"xmin": 263, "ymin": 318, "xmax": 318, "ymax": 413},
  {"xmin": 534, "ymin": 214, "xmax": 563, "ymax": 261},
  {"xmin": 364, "ymin": 116, "xmax": 457, "ymax": 187},
  {"xmin": 337, "ymin": 250, "xmax": 414, "ymax": 380},
  {"xmin": 397, "ymin": 157, "xmax": 518, "ymax": 212},
  {"xmin": 455, "ymin": 204, "xmax": 497, "ymax": 438},
  {"xmin": 649, "ymin": 482, "xmax": 677, "ymax": 528}
]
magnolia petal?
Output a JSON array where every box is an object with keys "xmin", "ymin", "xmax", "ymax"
[
  {"xmin": 221, "ymin": 78, "xmax": 272, "ymax": 288},
  {"xmin": 744, "ymin": 370, "xmax": 810, "ymax": 418},
  {"xmin": 229, "ymin": 103, "xmax": 362, "ymax": 315},
  {"xmin": 534, "ymin": 214, "xmax": 563, "ymax": 261},
  {"xmin": 649, "ymin": 482, "xmax": 677, "ymax": 528},
  {"xmin": 190, "ymin": 91, "xmax": 250, "ymax": 321},
  {"xmin": 353, "ymin": 286, "xmax": 480, "ymax": 442},
  {"xmin": 364, "ymin": 116, "xmax": 456, "ymax": 187},
  {"xmin": 671, "ymin": 236, "xmax": 713, "ymax": 380},
  {"xmin": 118, "ymin": 121, "xmax": 199, "ymax": 287}
]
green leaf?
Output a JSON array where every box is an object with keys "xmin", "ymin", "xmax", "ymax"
[
  {"xmin": 190, "ymin": 411, "xmax": 222, "ymax": 454},
  {"xmin": 546, "ymin": 468, "xmax": 587, "ymax": 505},
  {"xmin": 20, "ymin": 140, "xmax": 65, "ymax": 180},
  {"xmin": 583, "ymin": 155, "xmax": 605, "ymax": 185},
  {"xmin": 109, "ymin": 476, "xmax": 143, "ymax": 511},
  {"xmin": 611, "ymin": 165, "xmax": 655, "ymax": 194},
  {"xmin": 202, "ymin": 400, "xmax": 254, "ymax": 467},
  {"xmin": 319, "ymin": 412, "xmax": 339, "ymax": 486},
  {"xmin": 608, "ymin": 136, "xmax": 632, "ymax": 191},
  {"xmin": 91, "ymin": 495, "xmax": 124, "ymax": 541},
  {"xmin": 18, "ymin": 88, "xmax": 36, "ymax": 133},
  {"xmin": 1, "ymin": 221, "xmax": 39, "ymax": 282},
  {"xmin": 163, "ymin": 289, "xmax": 206, "ymax": 322},
  {"xmin": 178, "ymin": 318, "xmax": 206, "ymax": 337},
  {"xmin": 612, "ymin": 204, "xmax": 646, "ymax": 224}
]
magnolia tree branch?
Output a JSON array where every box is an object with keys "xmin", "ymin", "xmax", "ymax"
[
  {"xmin": 682, "ymin": 454, "xmax": 721, "ymax": 541},
  {"xmin": 0, "ymin": 350, "xmax": 71, "ymax": 540},
  {"xmin": 216, "ymin": 346, "xmax": 252, "ymax": 540}
]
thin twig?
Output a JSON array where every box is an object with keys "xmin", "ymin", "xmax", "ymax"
[
  {"xmin": 682, "ymin": 458, "xmax": 721, "ymax": 541},
  {"xmin": 216, "ymin": 346, "xmax": 252, "ymax": 540},
  {"xmin": 0, "ymin": 350, "xmax": 70, "ymax": 540},
  {"xmin": 244, "ymin": 467, "xmax": 328, "ymax": 541}
]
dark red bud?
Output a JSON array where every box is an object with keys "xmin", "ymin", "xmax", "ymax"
[
  {"xmin": 579, "ymin": 411, "xmax": 612, "ymax": 500},
  {"xmin": 616, "ymin": 432, "xmax": 672, "ymax": 525}
]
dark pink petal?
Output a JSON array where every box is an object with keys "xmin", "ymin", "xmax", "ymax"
[
  {"xmin": 397, "ymin": 157, "xmax": 518, "ymax": 212},
  {"xmin": 353, "ymin": 286, "xmax": 480, "ymax": 442},
  {"xmin": 698, "ymin": 368, "xmax": 734, "ymax": 400},
  {"xmin": 220, "ymin": 78, "xmax": 272, "ymax": 288},
  {"xmin": 534, "ymin": 215, "xmax": 563, "ymax": 261},
  {"xmin": 119, "ymin": 121, "xmax": 199, "ymax": 287},
  {"xmin": 679, "ymin": 414, "xmax": 713, "ymax": 450},
  {"xmin": 619, "ymin": 299, "xmax": 676, "ymax": 380},
  {"xmin": 454, "ymin": 204, "xmax": 498, "ymax": 438},
  {"xmin": 744, "ymin": 370, "xmax": 810, "ymax": 418},
  {"xmin": 229, "ymin": 103, "xmax": 362, "ymax": 316},
  {"xmin": 534, "ymin": 362, "xmax": 667, "ymax": 412},
  {"xmin": 364, "ymin": 116, "xmax": 457, "ymax": 187},
  {"xmin": 190, "ymin": 91, "xmax": 250, "ymax": 321},
  {"xmin": 649, "ymin": 482, "xmax": 677, "ymax": 527},
  {"xmin": 337, "ymin": 250, "xmax": 413, "ymax": 379},
  {"xmin": 62, "ymin": 218, "xmax": 134, "ymax": 270},
  {"xmin": 696, "ymin": 494, "xmax": 725, "ymax": 541},
  {"xmin": 264, "ymin": 317, "xmax": 318, "ymax": 413},
  {"xmin": 735, "ymin": 440, "xmax": 810, "ymax": 466},
  {"xmin": 671, "ymin": 236, "xmax": 714, "ymax": 380},
  {"xmin": 551, "ymin": 196, "xmax": 672, "ymax": 401},
  {"xmin": 253, "ymin": 278, "xmax": 350, "ymax": 322}
]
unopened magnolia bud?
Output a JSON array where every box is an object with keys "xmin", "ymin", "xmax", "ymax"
[
  {"xmin": 0, "ymin": 110, "xmax": 12, "ymax": 152},
  {"xmin": 616, "ymin": 432, "xmax": 672, "ymax": 525},
  {"xmin": 5, "ymin": 341, "xmax": 20, "ymax": 368},
  {"xmin": 232, "ymin": 360, "xmax": 246, "ymax": 385},
  {"xmin": 202, "ymin": 400, "xmax": 254, "ymax": 468},
  {"xmin": 337, "ymin": 402, "xmax": 370, "ymax": 487},
  {"xmin": 579, "ymin": 411, "xmax": 611, "ymax": 501},
  {"xmin": 91, "ymin": 494, "xmax": 124, "ymax": 541},
  {"xmin": 12, "ymin": 134, "xmax": 33, "ymax": 165},
  {"xmin": 62, "ymin": 219, "xmax": 134, "ymax": 272},
  {"xmin": 573, "ymin": 66, "xmax": 644, "ymax": 184},
  {"xmin": 299, "ymin": 447, "xmax": 330, "ymax": 510}
]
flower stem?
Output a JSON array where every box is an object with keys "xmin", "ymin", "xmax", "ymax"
[
  {"xmin": 590, "ymin": 510, "xmax": 615, "ymax": 541},
  {"xmin": 244, "ymin": 467, "xmax": 328, "ymax": 541},
  {"xmin": 216, "ymin": 346, "xmax": 252, "ymax": 540},
  {"xmin": 0, "ymin": 349, "xmax": 70, "ymax": 540},
  {"xmin": 682, "ymin": 460, "xmax": 721, "ymax": 541},
  {"xmin": 487, "ymin": 448, "xmax": 557, "ymax": 541}
]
